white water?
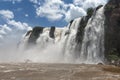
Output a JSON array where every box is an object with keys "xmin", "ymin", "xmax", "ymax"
[
  {"xmin": 61, "ymin": 18, "xmax": 82, "ymax": 63},
  {"xmin": 17, "ymin": 18, "xmax": 82, "ymax": 63},
  {"xmin": 0, "ymin": 7, "xmax": 105, "ymax": 64},
  {"xmin": 79, "ymin": 7, "xmax": 105, "ymax": 64}
]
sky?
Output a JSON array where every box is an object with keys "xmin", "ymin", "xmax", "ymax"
[
  {"xmin": 0, "ymin": 0, "xmax": 108, "ymax": 27},
  {"xmin": 0, "ymin": 0, "xmax": 108, "ymax": 46}
]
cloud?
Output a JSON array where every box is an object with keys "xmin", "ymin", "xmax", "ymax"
[
  {"xmin": 65, "ymin": 4, "xmax": 86, "ymax": 22},
  {"xmin": 29, "ymin": 0, "xmax": 38, "ymax": 4},
  {"xmin": 34, "ymin": 0, "xmax": 86, "ymax": 22},
  {"xmin": 73, "ymin": 0, "xmax": 108, "ymax": 9},
  {"xmin": 25, "ymin": 14, "xmax": 29, "ymax": 17},
  {"xmin": 0, "ymin": 24, "xmax": 12, "ymax": 34},
  {"xmin": 29, "ymin": 0, "xmax": 40, "ymax": 4},
  {"xmin": 30, "ymin": 0, "xmax": 108, "ymax": 22},
  {"xmin": 1, "ymin": 0, "xmax": 22, "ymax": 4},
  {"xmin": 0, "ymin": 10, "xmax": 32, "ymax": 46},
  {"xmin": 3, "ymin": 24, "xmax": 12, "ymax": 31},
  {"xmin": 0, "ymin": 35, "xmax": 3, "ymax": 39},
  {"xmin": 0, "ymin": 10, "xmax": 14, "ymax": 20},
  {"xmin": 0, "ymin": 24, "xmax": 11, "ymax": 40},
  {"xmin": 36, "ymin": 0, "xmax": 66, "ymax": 21},
  {"xmin": 0, "ymin": 27, "xmax": 7, "ymax": 35},
  {"xmin": 8, "ymin": 20, "xmax": 31, "ymax": 30}
]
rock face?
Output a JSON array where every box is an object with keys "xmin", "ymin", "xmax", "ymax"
[
  {"xmin": 49, "ymin": 26, "xmax": 55, "ymax": 39},
  {"xmin": 104, "ymin": 0, "xmax": 120, "ymax": 60},
  {"xmin": 25, "ymin": 30, "xmax": 32, "ymax": 37},
  {"xmin": 28, "ymin": 27, "xmax": 44, "ymax": 45},
  {"xmin": 69, "ymin": 20, "xmax": 74, "ymax": 29}
]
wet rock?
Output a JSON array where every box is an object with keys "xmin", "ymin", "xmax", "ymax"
[
  {"xmin": 25, "ymin": 30, "xmax": 32, "ymax": 37},
  {"xmin": 28, "ymin": 26, "xmax": 44, "ymax": 45},
  {"xmin": 97, "ymin": 63, "xmax": 104, "ymax": 65},
  {"xmin": 115, "ymin": 60, "xmax": 120, "ymax": 66},
  {"xmin": 96, "ymin": 5, "xmax": 103, "ymax": 11},
  {"xmin": 69, "ymin": 20, "xmax": 74, "ymax": 29},
  {"xmin": 49, "ymin": 26, "xmax": 55, "ymax": 39},
  {"xmin": 65, "ymin": 30, "xmax": 70, "ymax": 36}
]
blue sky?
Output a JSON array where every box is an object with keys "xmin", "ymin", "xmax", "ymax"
[
  {"xmin": 0, "ymin": 0, "xmax": 71, "ymax": 27},
  {"xmin": 0, "ymin": 0, "xmax": 108, "ymax": 27}
]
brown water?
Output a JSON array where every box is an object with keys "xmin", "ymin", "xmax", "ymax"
[{"xmin": 0, "ymin": 63, "xmax": 119, "ymax": 80}]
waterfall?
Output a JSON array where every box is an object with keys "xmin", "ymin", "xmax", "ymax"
[
  {"xmin": 79, "ymin": 7, "xmax": 105, "ymax": 64},
  {"xmin": 59, "ymin": 7, "xmax": 105, "ymax": 64},
  {"xmin": 61, "ymin": 18, "xmax": 82, "ymax": 63},
  {"xmin": 0, "ymin": 7, "xmax": 105, "ymax": 64}
]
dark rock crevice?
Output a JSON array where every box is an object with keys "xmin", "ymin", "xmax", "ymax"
[{"xmin": 49, "ymin": 26, "xmax": 55, "ymax": 39}]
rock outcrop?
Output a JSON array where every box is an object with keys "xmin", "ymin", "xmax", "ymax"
[
  {"xmin": 49, "ymin": 26, "xmax": 55, "ymax": 39},
  {"xmin": 28, "ymin": 26, "xmax": 44, "ymax": 45},
  {"xmin": 104, "ymin": 0, "xmax": 120, "ymax": 62}
]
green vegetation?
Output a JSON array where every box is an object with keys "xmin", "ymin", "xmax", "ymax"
[
  {"xmin": 87, "ymin": 8, "xmax": 94, "ymax": 17},
  {"xmin": 108, "ymin": 55, "xmax": 119, "ymax": 61},
  {"xmin": 107, "ymin": 48, "xmax": 120, "ymax": 61},
  {"xmin": 105, "ymin": 5, "xmax": 115, "ymax": 11}
]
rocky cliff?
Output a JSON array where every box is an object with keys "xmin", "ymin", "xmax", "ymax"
[{"xmin": 104, "ymin": 0, "xmax": 120, "ymax": 62}]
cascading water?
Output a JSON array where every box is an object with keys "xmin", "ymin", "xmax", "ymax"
[
  {"xmin": 61, "ymin": 18, "xmax": 82, "ymax": 63},
  {"xmin": 0, "ymin": 6, "xmax": 105, "ymax": 64},
  {"xmin": 79, "ymin": 7, "xmax": 105, "ymax": 64},
  {"xmin": 17, "ymin": 7, "xmax": 105, "ymax": 64}
]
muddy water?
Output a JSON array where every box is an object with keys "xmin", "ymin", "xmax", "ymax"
[{"xmin": 0, "ymin": 63, "xmax": 119, "ymax": 80}]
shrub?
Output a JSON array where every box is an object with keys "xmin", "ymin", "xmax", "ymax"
[
  {"xmin": 87, "ymin": 8, "xmax": 94, "ymax": 17},
  {"xmin": 105, "ymin": 5, "xmax": 115, "ymax": 11},
  {"xmin": 107, "ymin": 48, "xmax": 120, "ymax": 61},
  {"xmin": 108, "ymin": 55, "xmax": 119, "ymax": 61}
]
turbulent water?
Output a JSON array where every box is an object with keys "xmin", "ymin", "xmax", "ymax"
[
  {"xmin": 0, "ymin": 7, "xmax": 105, "ymax": 64},
  {"xmin": 79, "ymin": 7, "xmax": 105, "ymax": 63}
]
